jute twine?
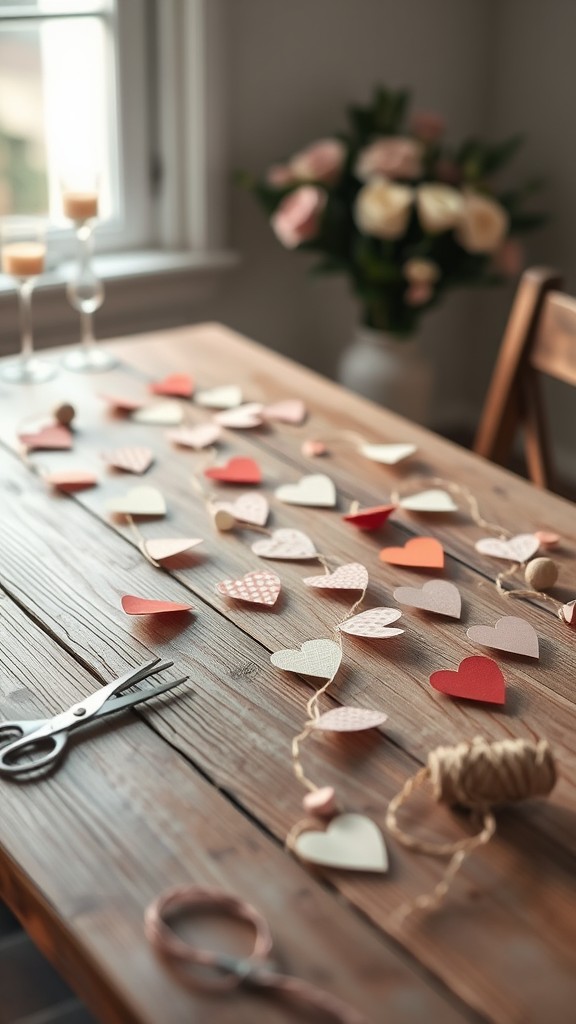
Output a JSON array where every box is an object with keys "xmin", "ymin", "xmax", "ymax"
[{"xmin": 386, "ymin": 736, "xmax": 556, "ymax": 918}]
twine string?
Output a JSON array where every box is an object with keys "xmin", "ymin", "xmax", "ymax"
[{"xmin": 390, "ymin": 475, "xmax": 511, "ymax": 537}]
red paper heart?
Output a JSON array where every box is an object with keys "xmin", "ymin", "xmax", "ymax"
[
  {"xmin": 430, "ymin": 655, "xmax": 505, "ymax": 705},
  {"xmin": 379, "ymin": 537, "xmax": 444, "ymax": 569},
  {"xmin": 343, "ymin": 504, "xmax": 396, "ymax": 531},
  {"xmin": 150, "ymin": 373, "xmax": 194, "ymax": 398},
  {"xmin": 19, "ymin": 424, "xmax": 73, "ymax": 451},
  {"xmin": 121, "ymin": 595, "xmax": 193, "ymax": 615},
  {"xmin": 204, "ymin": 457, "xmax": 261, "ymax": 485}
]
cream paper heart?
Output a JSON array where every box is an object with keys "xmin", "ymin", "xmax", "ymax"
[
  {"xmin": 338, "ymin": 607, "xmax": 403, "ymax": 639},
  {"xmin": 214, "ymin": 403, "xmax": 264, "ymax": 428},
  {"xmin": 467, "ymin": 615, "xmax": 539, "ymax": 658},
  {"xmin": 252, "ymin": 529, "xmax": 317, "ymax": 561},
  {"xmin": 166, "ymin": 424, "xmax": 222, "ymax": 449},
  {"xmin": 393, "ymin": 580, "xmax": 462, "ymax": 619},
  {"xmin": 311, "ymin": 707, "xmax": 388, "ymax": 733},
  {"xmin": 213, "ymin": 493, "xmax": 269, "ymax": 527},
  {"xmin": 270, "ymin": 639, "xmax": 342, "ymax": 679},
  {"xmin": 360, "ymin": 443, "xmax": 416, "ymax": 465},
  {"xmin": 133, "ymin": 401, "xmax": 183, "ymax": 426},
  {"xmin": 294, "ymin": 813, "xmax": 388, "ymax": 873},
  {"xmin": 303, "ymin": 563, "xmax": 369, "ymax": 591},
  {"xmin": 107, "ymin": 486, "xmax": 166, "ymax": 517},
  {"xmin": 475, "ymin": 534, "xmax": 540, "ymax": 563},
  {"xmin": 399, "ymin": 489, "xmax": 458, "ymax": 513},
  {"xmin": 143, "ymin": 538, "xmax": 203, "ymax": 562},
  {"xmin": 196, "ymin": 385, "xmax": 242, "ymax": 409},
  {"xmin": 275, "ymin": 474, "xmax": 336, "ymax": 508}
]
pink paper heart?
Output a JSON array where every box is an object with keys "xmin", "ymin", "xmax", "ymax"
[
  {"xmin": 213, "ymin": 493, "xmax": 269, "ymax": 527},
  {"xmin": 252, "ymin": 529, "xmax": 317, "ymax": 560},
  {"xmin": 144, "ymin": 538, "xmax": 203, "ymax": 562},
  {"xmin": 103, "ymin": 446, "xmax": 154, "ymax": 475},
  {"xmin": 214, "ymin": 403, "xmax": 264, "ymax": 428},
  {"xmin": 467, "ymin": 615, "xmax": 539, "ymax": 658},
  {"xmin": 19, "ymin": 424, "xmax": 73, "ymax": 451},
  {"xmin": 216, "ymin": 570, "xmax": 281, "ymax": 606},
  {"xmin": 312, "ymin": 707, "xmax": 388, "ymax": 733},
  {"xmin": 43, "ymin": 470, "xmax": 97, "ymax": 492},
  {"xmin": 121, "ymin": 595, "xmax": 193, "ymax": 615},
  {"xmin": 166, "ymin": 424, "xmax": 222, "ymax": 449},
  {"xmin": 99, "ymin": 393, "xmax": 145, "ymax": 412},
  {"xmin": 263, "ymin": 399, "xmax": 307, "ymax": 425},
  {"xmin": 303, "ymin": 563, "xmax": 369, "ymax": 591},
  {"xmin": 562, "ymin": 600, "xmax": 576, "ymax": 627},
  {"xmin": 338, "ymin": 607, "xmax": 403, "ymax": 639},
  {"xmin": 393, "ymin": 580, "xmax": 461, "ymax": 619},
  {"xmin": 475, "ymin": 534, "xmax": 540, "ymax": 563}
]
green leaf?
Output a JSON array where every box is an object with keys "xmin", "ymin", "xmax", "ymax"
[{"xmin": 482, "ymin": 134, "xmax": 524, "ymax": 175}]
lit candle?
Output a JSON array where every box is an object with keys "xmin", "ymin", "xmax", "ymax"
[
  {"xmin": 62, "ymin": 190, "xmax": 99, "ymax": 221},
  {"xmin": 1, "ymin": 242, "xmax": 46, "ymax": 278}
]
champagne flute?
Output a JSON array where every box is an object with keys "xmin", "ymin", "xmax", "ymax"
[
  {"xmin": 61, "ymin": 177, "xmax": 116, "ymax": 372},
  {"xmin": 0, "ymin": 217, "xmax": 56, "ymax": 385}
]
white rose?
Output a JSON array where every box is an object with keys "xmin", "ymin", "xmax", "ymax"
[
  {"xmin": 456, "ymin": 192, "xmax": 509, "ymax": 254},
  {"xmin": 354, "ymin": 176, "xmax": 414, "ymax": 240},
  {"xmin": 417, "ymin": 184, "xmax": 463, "ymax": 234},
  {"xmin": 403, "ymin": 257, "xmax": 441, "ymax": 285}
]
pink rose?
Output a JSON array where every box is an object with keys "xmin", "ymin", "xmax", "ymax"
[
  {"xmin": 405, "ymin": 282, "xmax": 433, "ymax": 306},
  {"xmin": 410, "ymin": 111, "xmax": 445, "ymax": 143},
  {"xmin": 354, "ymin": 137, "xmax": 423, "ymax": 182},
  {"xmin": 270, "ymin": 186, "xmax": 327, "ymax": 249},
  {"xmin": 290, "ymin": 138, "xmax": 346, "ymax": 184},
  {"xmin": 266, "ymin": 164, "xmax": 296, "ymax": 188},
  {"xmin": 492, "ymin": 238, "xmax": 524, "ymax": 277}
]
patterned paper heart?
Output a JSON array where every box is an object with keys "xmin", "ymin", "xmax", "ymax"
[
  {"xmin": 43, "ymin": 470, "xmax": 97, "ymax": 492},
  {"xmin": 467, "ymin": 615, "xmax": 539, "ymax": 658},
  {"xmin": 360, "ymin": 442, "xmax": 417, "ymax": 465},
  {"xmin": 196, "ymin": 385, "xmax": 242, "ymax": 409},
  {"xmin": 204, "ymin": 457, "xmax": 262, "ymax": 485},
  {"xmin": 338, "ymin": 607, "xmax": 403, "ymax": 639},
  {"xmin": 393, "ymin": 580, "xmax": 462, "ymax": 619},
  {"xmin": 143, "ymin": 538, "xmax": 203, "ymax": 562},
  {"xmin": 216, "ymin": 570, "xmax": 281, "ymax": 606},
  {"xmin": 270, "ymin": 639, "xmax": 342, "ymax": 679},
  {"xmin": 379, "ymin": 537, "xmax": 444, "ymax": 569},
  {"xmin": 151, "ymin": 373, "xmax": 194, "ymax": 398},
  {"xmin": 107, "ymin": 486, "xmax": 166, "ymax": 517},
  {"xmin": 99, "ymin": 393, "xmax": 146, "ymax": 412},
  {"xmin": 430, "ymin": 655, "xmax": 505, "ymax": 705},
  {"xmin": 252, "ymin": 529, "xmax": 317, "ymax": 561},
  {"xmin": 133, "ymin": 401, "xmax": 183, "ymax": 426},
  {"xmin": 275, "ymin": 474, "xmax": 336, "ymax": 508},
  {"xmin": 214, "ymin": 403, "xmax": 264, "ymax": 428},
  {"xmin": 213, "ymin": 493, "xmax": 269, "ymax": 527},
  {"xmin": 121, "ymin": 594, "xmax": 193, "ymax": 615},
  {"xmin": 263, "ymin": 399, "xmax": 307, "ymax": 425},
  {"xmin": 167, "ymin": 424, "xmax": 222, "ymax": 449},
  {"xmin": 312, "ymin": 707, "xmax": 388, "ymax": 733},
  {"xmin": 294, "ymin": 813, "xmax": 388, "ymax": 872},
  {"xmin": 103, "ymin": 446, "xmax": 154, "ymax": 475},
  {"xmin": 303, "ymin": 563, "xmax": 369, "ymax": 591},
  {"xmin": 19, "ymin": 424, "xmax": 73, "ymax": 451},
  {"xmin": 399, "ymin": 489, "xmax": 458, "ymax": 513},
  {"xmin": 562, "ymin": 600, "xmax": 576, "ymax": 626},
  {"xmin": 475, "ymin": 534, "xmax": 540, "ymax": 563},
  {"xmin": 343, "ymin": 504, "xmax": 396, "ymax": 531}
]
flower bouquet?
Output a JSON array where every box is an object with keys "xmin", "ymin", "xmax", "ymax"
[{"xmin": 240, "ymin": 86, "xmax": 545, "ymax": 338}]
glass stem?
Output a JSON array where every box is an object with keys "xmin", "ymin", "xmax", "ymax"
[
  {"xmin": 80, "ymin": 309, "xmax": 95, "ymax": 353},
  {"xmin": 77, "ymin": 222, "xmax": 96, "ymax": 354},
  {"xmin": 18, "ymin": 279, "xmax": 34, "ymax": 368}
]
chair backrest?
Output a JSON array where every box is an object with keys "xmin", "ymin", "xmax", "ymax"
[{"xmin": 473, "ymin": 267, "xmax": 576, "ymax": 490}]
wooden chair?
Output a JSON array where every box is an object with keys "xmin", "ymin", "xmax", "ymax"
[{"xmin": 474, "ymin": 266, "xmax": 576, "ymax": 490}]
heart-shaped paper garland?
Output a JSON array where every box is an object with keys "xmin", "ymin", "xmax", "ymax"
[
  {"xmin": 216, "ymin": 571, "xmax": 281, "ymax": 606},
  {"xmin": 342, "ymin": 504, "xmax": 396, "ymax": 531},
  {"xmin": 167, "ymin": 424, "xmax": 222, "ymax": 449},
  {"xmin": 121, "ymin": 595, "xmax": 193, "ymax": 615},
  {"xmin": 360, "ymin": 443, "xmax": 416, "ymax": 465},
  {"xmin": 271, "ymin": 639, "xmax": 342, "ymax": 680},
  {"xmin": 143, "ymin": 538, "xmax": 203, "ymax": 562},
  {"xmin": 399, "ymin": 489, "xmax": 458, "ymax": 513},
  {"xmin": 312, "ymin": 707, "xmax": 388, "ymax": 732},
  {"xmin": 107, "ymin": 486, "xmax": 167, "ymax": 517},
  {"xmin": 214, "ymin": 403, "xmax": 264, "ymax": 429},
  {"xmin": 19, "ymin": 424, "xmax": 73, "ymax": 451},
  {"xmin": 393, "ymin": 580, "xmax": 462, "ymax": 619},
  {"xmin": 103, "ymin": 447, "xmax": 155, "ymax": 475},
  {"xmin": 151, "ymin": 373, "xmax": 194, "ymax": 398},
  {"xmin": 475, "ymin": 534, "xmax": 540, "ymax": 563},
  {"xmin": 43, "ymin": 470, "xmax": 97, "ymax": 492},
  {"xmin": 303, "ymin": 563, "xmax": 369, "ymax": 592},
  {"xmin": 430, "ymin": 656, "xmax": 506, "ymax": 705},
  {"xmin": 263, "ymin": 399, "xmax": 307, "ymax": 425},
  {"xmin": 252, "ymin": 529, "xmax": 317, "ymax": 560},
  {"xmin": 467, "ymin": 616, "xmax": 539, "ymax": 658},
  {"xmin": 213, "ymin": 493, "xmax": 269, "ymax": 527},
  {"xmin": 133, "ymin": 401, "xmax": 183, "ymax": 426},
  {"xmin": 196, "ymin": 385, "xmax": 242, "ymax": 409},
  {"xmin": 275, "ymin": 474, "xmax": 336, "ymax": 508},
  {"xmin": 293, "ymin": 813, "xmax": 388, "ymax": 873},
  {"xmin": 338, "ymin": 608, "xmax": 404, "ymax": 640},
  {"xmin": 205, "ymin": 457, "xmax": 262, "ymax": 485},
  {"xmin": 380, "ymin": 537, "xmax": 444, "ymax": 570}
]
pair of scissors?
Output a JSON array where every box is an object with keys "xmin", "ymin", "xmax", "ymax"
[{"xmin": 0, "ymin": 657, "xmax": 188, "ymax": 776}]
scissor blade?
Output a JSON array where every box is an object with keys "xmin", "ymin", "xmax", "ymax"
[
  {"xmin": 70, "ymin": 659, "xmax": 174, "ymax": 722},
  {"xmin": 95, "ymin": 676, "xmax": 189, "ymax": 717}
]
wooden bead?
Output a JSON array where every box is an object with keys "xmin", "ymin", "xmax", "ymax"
[
  {"xmin": 54, "ymin": 403, "xmax": 75, "ymax": 426},
  {"xmin": 524, "ymin": 557, "xmax": 558, "ymax": 590},
  {"xmin": 211, "ymin": 507, "xmax": 236, "ymax": 532},
  {"xmin": 303, "ymin": 786, "xmax": 337, "ymax": 818}
]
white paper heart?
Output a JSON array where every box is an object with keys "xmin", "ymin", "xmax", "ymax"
[
  {"xmin": 275, "ymin": 474, "xmax": 336, "ymax": 508},
  {"xmin": 107, "ymin": 486, "xmax": 166, "ymax": 517},
  {"xmin": 562, "ymin": 599, "xmax": 576, "ymax": 626},
  {"xmin": 144, "ymin": 537, "xmax": 203, "ymax": 561},
  {"xmin": 360, "ymin": 443, "xmax": 417, "ymax": 465},
  {"xmin": 467, "ymin": 615, "xmax": 539, "ymax": 658},
  {"xmin": 294, "ymin": 813, "xmax": 388, "ymax": 872},
  {"xmin": 196, "ymin": 385, "xmax": 242, "ymax": 409},
  {"xmin": 303, "ymin": 563, "xmax": 369, "ymax": 591},
  {"xmin": 252, "ymin": 529, "xmax": 317, "ymax": 560},
  {"xmin": 103, "ymin": 446, "xmax": 155, "ymax": 475},
  {"xmin": 213, "ymin": 493, "xmax": 269, "ymax": 527},
  {"xmin": 338, "ymin": 608, "xmax": 403, "ymax": 639},
  {"xmin": 270, "ymin": 639, "xmax": 342, "ymax": 679},
  {"xmin": 312, "ymin": 707, "xmax": 388, "ymax": 733},
  {"xmin": 133, "ymin": 401, "xmax": 183, "ymax": 426},
  {"xmin": 399, "ymin": 489, "xmax": 458, "ymax": 512},
  {"xmin": 214, "ymin": 403, "xmax": 264, "ymax": 428},
  {"xmin": 263, "ymin": 399, "xmax": 307, "ymax": 424},
  {"xmin": 475, "ymin": 534, "xmax": 540, "ymax": 563},
  {"xmin": 393, "ymin": 580, "xmax": 462, "ymax": 619},
  {"xmin": 166, "ymin": 424, "xmax": 222, "ymax": 449},
  {"xmin": 216, "ymin": 570, "xmax": 281, "ymax": 606}
]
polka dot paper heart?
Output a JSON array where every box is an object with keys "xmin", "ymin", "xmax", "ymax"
[
  {"xmin": 196, "ymin": 385, "xmax": 242, "ymax": 409},
  {"xmin": 271, "ymin": 639, "xmax": 342, "ymax": 679},
  {"xmin": 338, "ymin": 607, "xmax": 403, "ymax": 639},
  {"xmin": 204, "ymin": 457, "xmax": 262, "ymax": 485},
  {"xmin": 252, "ymin": 529, "xmax": 317, "ymax": 561},
  {"xmin": 216, "ymin": 570, "xmax": 281, "ymax": 606},
  {"xmin": 393, "ymin": 580, "xmax": 462, "ymax": 619},
  {"xmin": 430, "ymin": 655, "xmax": 506, "ymax": 705},
  {"xmin": 303, "ymin": 563, "xmax": 369, "ymax": 591},
  {"xmin": 167, "ymin": 424, "xmax": 222, "ymax": 449},
  {"xmin": 214, "ymin": 403, "xmax": 264, "ymax": 429},
  {"xmin": 475, "ymin": 534, "xmax": 540, "ymax": 563},
  {"xmin": 467, "ymin": 615, "xmax": 539, "ymax": 658},
  {"xmin": 275, "ymin": 474, "xmax": 336, "ymax": 508},
  {"xmin": 121, "ymin": 595, "xmax": 193, "ymax": 615},
  {"xmin": 19, "ymin": 424, "xmax": 73, "ymax": 451},
  {"xmin": 342, "ymin": 504, "xmax": 396, "ymax": 531},
  {"xmin": 213, "ymin": 493, "xmax": 269, "ymax": 527},
  {"xmin": 311, "ymin": 707, "xmax": 388, "ymax": 733},
  {"xmin": 294, "ymin": 813, "xmax": 388, "ymax": 872},
  {"xmin": 360, "ymin": 442, "xmax": 416, "ymax": 465},
  {"xmin": 263, "ymin": 399, "xmax": 307, "ymax": 425},
  {"xmin": 379, "ymin": 537, "xmax": 444, "ymax": 569},
  {"xmin": 150, "ymin": 373, "xmax": 194, "ymax": 398},
  {"xmin": 103, "ymin": 446, "xmax": 155, "ymax": 475},
  {"xmin": 107, "ymin": 486, "xmax": 166, "ymax": 517}
]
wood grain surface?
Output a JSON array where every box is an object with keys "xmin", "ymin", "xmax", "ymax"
[{"xmin": 0, "ymin": 323, "xmax": 575, "ymax": 1024}]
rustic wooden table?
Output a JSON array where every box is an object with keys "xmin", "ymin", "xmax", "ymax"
[{"xmin": 0, "ymin": 324, "xmax": 575, "ymax": 1024}]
